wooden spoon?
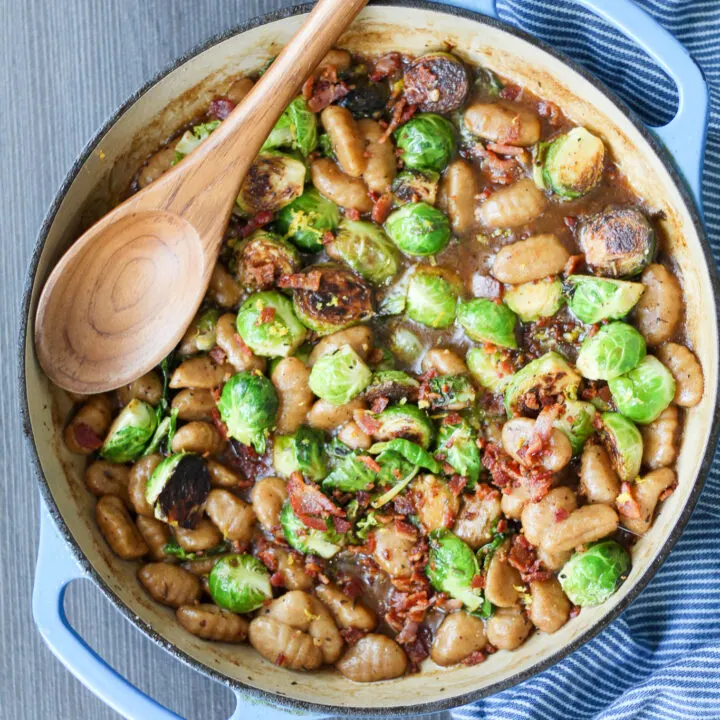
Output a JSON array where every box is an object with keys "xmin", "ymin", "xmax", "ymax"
[{"xmin": 34, "ymin": 0, "xmax": 368, "ymax": 394}]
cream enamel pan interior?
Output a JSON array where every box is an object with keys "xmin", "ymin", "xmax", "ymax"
[{"xmin": 21, "ymin": 1, "xmax": 719, "ymax": 714}]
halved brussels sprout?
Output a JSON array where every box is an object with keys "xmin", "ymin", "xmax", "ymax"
[
  {"xmin": 385, "ymin": 202, "xmax": 451, "ymax": 257},
  {"xmin": 403, "ymin": 52, "xmax": 470, "ymax": 114},
  {"xmin": 598, "ymin": 412, "xmax": 643, "ymax": 482},
  {"xmin": 559, "ymin": 540, "xmax": 630, "ymax": 606},
  {"xmin": 552, "ymin": 399, "xmax": 596, "ymax": 454},
  {"xmin": 236, "ymin": 152, "xmax": 306, "ymax": 216},
  {"xmin": 217, "ymin": 371, "xmax": 279, "ymax": 453},
  {"xmin": 174, "ymin": 120, "xmax": 220, "ymax": 160},
  {"xmin": 608, "ymin": 355, "xmax": 675, "ymax": 424},
  {"xmin": 100, "ymin": 399, "xmax": 158, "ymax": 463},
  {"xmin": 392, "ymin": 170, "xmax": 440, "ymax": 206},
  {"xmin": 280, "ymin": 502, "xmax": 343, "ymax": 559},
  {"xmin": 308, "ymin": 345, "xmax": 372, "ymax": 406},
  {"xmin": 504, "ymin": 351, "xmax": 581, "ymax": 416},
  {"xmin": 457, "ymin": 298, "xmax": 517, "ymax": 349},
  {"xmin": 541, "ymin": 127, "xmax": 605, "ymax": 199},
  {"xmin": 406, "ymin": 266, "xmax": 461, "ymax": 328},
  {"xmin": 180, "ymin": 308, "xmax": 220, "ymax": 356},
  {"xmin": 394, "ymin": 114, "xmax": 457, "ymax": 173},
  {"xmin": 361, "ymin": 403, "xmax": 435, "ymax": 449},
  {"xmin": 260, "ymin": 96, "xmax": 318, "ymax": 157},
  {"xmin": 234, "ymin": 230, "xmax": 301, "ymax": 291},
  {"xmin": 437, "ymin": 420, "xmax": 481, "ymax": 486},
  {"xmin": 146, "ymin": 452, "xmax": 211, "ymax": 528},
  {"xmin": 566, "ymin": 275, "xmax": 645, "ymax": 324},
  {"xmin": 576, "ymin": 322, "xmax": 646, "ymax": 381},
  {"xmin": 236, "ymin": 291, "xmax": 308, "ymax": 357},
  {"xmin": 388, "ymin": 326, "xmax": 424, "ymax": 365},
  {"xmin": 503, "ymin": 278, "xmax": 564, "ymax": 323},
  {"xmin": 326, "ymin": 219, "xmax": 399, "ymax": 285},
  {"xmin": 467, "ymin": 347, "xmax": 514, "ymax": 393},
  {"xmin": 578, "ymin": 206, "xmax": 656, "ymax": 278},
  {"xmin": 421, "ymin": 375, "xmax": 477, "ymax": 411},
  {"xmin": 427, "ymin": 529, "xmax": 483, "ymax": 612},
  {"xmin": 364, "ymin": 370, "xmax": 420, "ymax": 404},
  {"xmin": 275, "ymin": 187, "xmax": 340, "ymax": 253},
  {"xmin": 377, "ymin": 272, "xmax": 410, "ymax": 317},
  {"xmin": 322, "ymin": 454, "xmax": 377, "ymax": 493},
  {"xmin": 273, "ymin": 426, "xmax": 328, "ymax": 481},
  {"xmin": 208, "ymin": 554, "xmax": 273, "ymax": 614},
  {"xmin": 288, "ymin": 264, "xmax": 374, "ymax": 336}
]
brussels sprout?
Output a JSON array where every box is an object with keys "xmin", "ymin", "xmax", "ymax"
[
  {"xmin": 145, "ymin": 453, "xmax": 211, "ymax": 528},
  {"xmin": 394, "ymin": 114, "xmax": 457, "ymax": 172},
  {"xmin": 217, "ymin": 372, "xmax": 278, "ymax": 453},
  {"xmin": 260, "ymin": 96, "xmax": 318, "ymax": 157},
  {"xmin": 427, "ymin": 529, "xmax": 483, "ymax": 611},
  {"xmin": 288, "ymin": 264, "xmax": 374, "ymax": 336},
  {"xmin": 599, "ymin": 412, "xmax": 643, "ymax": 482},
  {"xmin": 403, "ymin": 52, "xmax": 470, "ymax": 114},
  {"xmin": 361, "ymin": 403, "xmax": 435, "ymax": 449},
  {"xmin": 457, "ymin": 298, "xmax": 517, "ymax": 349},
  {"xmin": 405, "ymin": 267, "xmax": 461, "ymax": 329},
  {"xmin": 552, "ymin": 400, "xmax": 596, "ymax": 454},
  {"xmin": 467, "ymin": 347, "xmax": 514, "ymax": 393},
  {"xmin": 322, "ymin": 454, "xmax": 378, "ymax": 493},
  {"xmin": 559, "ymin": 540, "xmax": 630, "ymax": 606},
  {"xmin": 163, "ymin": 538, "xmax": 230, "ymax": 562},
  {"xmin": 338, "ymin": 76, "xmax": 390, "ymax": 117},
  {"xmin": 421, "ymin": 374, "xmax": 477, "ymax": 411},
  {"xmin": 236, "ymin": 291, "xmax": 308, "ymax": 358},
  {"xmin": 388, "ymin": 326, "xmax": 424, "ymax": 365},
  {"xmin": 576, "ymin": 322, "xmax": 646, "ymax": 381},
  {"xmin": 273, "ymin": 426, "xmax": 328, "ymax": 481},
  {"xmin": 503, "ymin": 278, "xmax": 564, "ymax": 323},
  {"xmin": 437, "ymin": 420, "xmax": 481, "ymax": 486},
  {"xmin": 236, "ymin": 152, "xmax": 306, "ymax": 216},
  {"xmin": 180, "ymin": 308, "xmax": 219, "ymax": 355},
  {"xmin": 504, "ymin": 352, "xmax": 581, "ymax": 416},
  {"xmin": 385, "ymin": 202, "xmax": 451, "ymax": 257},
  {"xmin": 234, "ymin": 230, "xmax": 301, "ymax": 291},
  {"xmin": 280, "ymin": 502, "xmax": 343, "ymax": 559},
  {"xmin": 578, "ymin": 206, "xmax": 656, "ymax": 278},
  {"xmin": 566, "ymin": 275, "xmax": 645, "ymax": 324},
  {"xmin": 326, "ymin": 220, "xmax": 399, "ymax": 285},
  {"xmin": 100, "ymin": 399, "xmax": 158, "ymax": 463},
  {"xmin": 208, "ymin": 554, "xmax": 272, "ymax": 613},
  {"xmin": 364, "ymin": 370, "xmax": 420, "ymax": 404},
  {"xmin": 275, "ymin": 187, "xmax": 340, "ymax": 252},
  {"xmin": 392, "ymin": 170, "xmax": 440, "ymax": 206},
  {"xmin": 371, "ymin": 460, "xmax": 421, "ymax": 508},
  {"xmin": 369, "ymin": 438, "xmax": 441, "ymax": 473},
  {"xmin": 608, "ymin": 355, "xmax": 675, "ymax": 424},
  {"xmin": 308, "ymin": 345, "xmax": 372, "ymax": 406},
  {"xmin": 541, "ymin": 127, "xmax": 605, "ymax": 199},
  {"xmin": 174, "ymin": 120, "xmax": 220, "ymax": 160}
]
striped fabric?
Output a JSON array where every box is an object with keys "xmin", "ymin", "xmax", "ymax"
[{"xmin": 449, "ymin": 2, "xmax": 720, "ymax": 719}]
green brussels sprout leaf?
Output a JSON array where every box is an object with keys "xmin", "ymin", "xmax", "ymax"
[
  {"xmin": 309, "ymin": 345, "xmax": 372, "ymax": 406},
  {"xmin": 275, "ymin": 187, "xmax": 340, "ymax": 252},
  {"xmin": 427, "ymin": 529, "xmax": 483, "ymax": 611},
  {"xmin": 598, "ymin": 412, "xmax": 643, "ymax": 482},
  {"xmin": 273, "ymin": 426, "xmax": 328, "ymax": 481},
  {"xmin": 467, "ymin": 347, "xmax": 514, "ymax": 393},
  {"xmin": 542, "ymin": 127, "xmax": 605, "ymax": 199},
  {"xmin": 559, "ymin": 540, "xmax": 630, "ymax": 606},
  {"xmin": 552, "ymin": 400, "xmax": 596, "ymax": 455},
  {"xmin": 261, "ymin": 96, "xmax": 318, "ymax": 157},
  {"xmin": 327, "ymin": 219, "xmax": 399, "ymax": 285},
  {"xmin": 576, "ymin": 322, "xmax": 646, "ymax": 381},
  {"xmin": 566, "ymin": 275, "xmax": 645, "ymax": 324},
  {"xmin": 100, "ymin": 399, "xmax": 158, "ymax": 463},
  {"xmin": 608, "ymin": 355, "xmax": 675, "ymax": 424},
  {"xmin": 457, "ymin": 298, "xmax": 518, "ymax": 349},
  {"xmin": 208, "ymin": 554, "xmax": 273, "ymax": 613}
]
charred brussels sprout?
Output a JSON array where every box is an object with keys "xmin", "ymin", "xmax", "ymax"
[
  {"xmin": 309, "ymin": 345, "xmax": 372, "ymax": 405},
  {"xmin": 388, "ymin": 326, "xmax": 424, "ymax": 365},
  {"xmin": 608, "ymin": 355, "xmax": 675, "ymax": 424},
  {"xmin": 576, "ymin": 322, "xmax": 646, "ymax": 381},
  {"xmin": 552, "ymin": 399, "xmax": 596, "ymax": 454},
  {"xmin": 275, "ymin": 188, "xmax": 340, "ymax": 253},
  {"xmin": 503, "ymin": 278, "xmax": 564, "ymax": 323},
  {"xmin": 280, "ymin": 502, "xmax": 343, "ymax": 559},
  {"xmin": 273, "ymin": 426, "xmax": 328, "ymax": 481},
  {"xmin": 457, "ymin": 298, "xmax": 517, "ymax": 349},
  {"xmin": 364, "ymin": 370, "xmax": 420, "ymax": 404},
  {"xmin": 174, "ymin": 120, "xmax": 220, "ymax": 160},
  {"xmin": 392, "ymin": 170, "xmax": 440, "ymax": 206},
  {"xmin": 326, "ymin": 219, "xmax": 399, "ymax": 285},
  {"xmin": 385, "ymin": 202, "xmax": 451, "ymax": 257},
  {"xmin": 421, "ymin": 375, "xmax": 477, "ymax": 411},
  {"xmin": 437, "ymin": 420, "xmax": 481, "ymax": 486},
  {"xmin": 338, "ymin": 76, "xmax": 389, "ymax": 118},
  {"xmin": 236, "ymin": 291, "xmax": 308, "ymax": 357},
  {"xmin": 427, "ymin": 529, "xmax": 483, "ymax": 611},
  {"xmin": 217, "ymin": 372, "xmax": 278, "ymax": 453},
  {"xmin": 559, "ymin": 540, "xmax": 630, "ymax": 606},
  {"xmin": 362, "ymin": 403, "xmax": 435, "ymax": 449},
  {"xmin": 540, "ymin": 127, "xmax": 605, "ymax": 199},
  {"xmin": 403, "ymin": 52, "xmax": 470, "ymax": 114},
  {"xmin": 261, "ymin": 96, "xmax": 318, "ymax": 157},
  {"xmin": 566, "ymin": 275, "xmax": 645, "ymax": 324},
  {"xmin": 100, "ymin": 399, "xmax": 158, "ymax": 463},
  {"xmin": 394, "ymin": 114, "xmax": 457, "ymax": 173},
  {"xmin": 599, "ymin": 412, "xmax": 643, "ymax": 482},
  {"xmin": 406, "ymin": 266, "xmax": 461, "ymax": 328},
  {"xmin": 288, "ymin": 264, "xmax": 374, "ymax": 336},
  {"xmin": 578, "ymin": 206, "xmax": 656, "ymax": 278},
  {"xmin": 467, "ymin": 347, "xmax": 514, "ymax": 393},
  {"xmin": 504, "ymin": 352, "xmax": 581, "ymax": 416},
  {"xmin": 145, "ymin": 453, "xmax": 211, "ymax": 528},
  {"xmin": 236, "ymin": 152, "xmax": 306, "ymax": 216},
  {"xmin": 208, "ymin": 554, "xmax": 273, "ymax": 613},
  {"xmin": 234, "ymin": 230, "xmax": 301, "ymax": 291}
]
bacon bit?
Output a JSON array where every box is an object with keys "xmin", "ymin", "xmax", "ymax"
[
  {"xmin": 246, "ymin": 262, "xmax": 275, "ymax": 289},
  {"xmin": 304, "ymin": 556, "xmax": 324, "ymax": 578},
  {"xmin": 345, "ymin": 207, "xmax": 361, "ymax": 221},
  {"xmin": 475, "ymin": 483, "xmax": 500, "ymax": 502},
  {"xmin": 354, "ymin": 409, "xmax": 381, "ymax": 436},
  {"xmin": 395, "ymin": 619, "xmax": 419, "ymax": 645},
  {"xmin": 483, "ymin": 443, "xmax": 525, "ymax": 488},
  {"xmin": 239, "ymin": 210, "xmax": 273, "ymax": 239},
  {"xmin": 440, "ymin": 412, "xmax": 463, "ymax": 428},
  {"xmin": 274, "ymin": 653, "xmax": 287, "ymax": 667},
  {"xmin": 321, "ymin": 230, "xmax": 335, "ymax": 245},
  {"xmin": 554, "ymin": 508, "xmax": 570, "ymax": 522},
  {"xmin": 508, "ymin": 534, "xmax": 540, "ymax": 576},
  {"xmin": 393, "ymin": 494, "xmax": 415, "ymax": 515},
  {"xmin": 337, "ymin": 574, "xmax": 364, "ymax": 599},
  {"xmin": 500, "ymin": 84, "xmax": 522, "ymax": 101},
  {"xmin": 496, "ymin": 518, "xmax": 508, "ymax": 534},
  {"xmin": 486, "ymin": 142, "xmax": 525, "ymax": 156},
  {"xmin": 395, "ymin": 519, "xmax": 419, "ymax": 540},
  {"xmin": 523, "ymin": 568, "xmax": 553, "ymax": 583},
  {"xmin": 231, "ymin": 334, "xmax": 252, "ymax": 358},
  {"xmin": 569, "ymin": 605, "xmax": 581, "ymax": 619},
  {"xmin": 73, "ymin": 423, "xmax": 103, "ymax": 451},
  {"xmin": 563, "ymin": 216, "xmax": 578, "ymax": 230},
  {"xmin": 340, "ymin": 627, "xmax": 368, "ymax": 645},
  {"xmin": 208, "ymin": 346, "xmax": 227, "ymax": 365},
  {"xmin": 224, "ymin": 438, "xmax": 272, "ymax": 484},
  {"xmin": 659, "ymin": 485, "xmax": 677, "ymax": 502},
  {"xmin": 370, "ymin": 396, "xmax": 390, "ymax": 414},
  {"xmin": 462, "ymin": 649, "xmax": 488, "ymax": 666},
  {"xmin": 287, "ymin": 472, "xmax": 347, "ymax": 531},
  {"xmin": 208, "ymin": 96, "xmax": 236, "ymax": 120},
  {"xmin": 617, "ymin": 482, "xmax": 642, "ymax": 519},
  {"xmin": 370, "ymin": 52, "xmax": 403, "ymax": 82},
  {"xmin": 305, "ymin": 65, "xmax": 350, "ymax": 112},
  {"xmin": 522, "ymin": 403, "xmax": 562, "ymax": 460},
  {"xmin": 210, "ymin": 408, "xmax": 229, "ymax": 442},
  {"xmin": 471, "ymin": 574, "xmax": 484, "ymax": 590},
  {"xmin": 403, "ymin": 627, "xmax": 431, "ymax": 673},
  {"xmin": 484, "ymin": 149, "xmax": 518, "ymax": 174},
  {"xmin": 563, "ymin": 253, "xmax": 585, "ymax": 276},
  {"xmin": 269, "ymin": 571, "xmax": 285, "ymax": 588},
  {"xmin": 357, "ymin": 455, "xmax": 382, "ymax": 473},
  {"xmin": 479, "ymin": 186, "xmax": 493, "ymax": 201},
  {"xmin": 256, "ymin": 306, "xmax": 276, "ymax": 326},
  {"xmin": 448, "ymin": 475, "xmax": 468, "ymax": 495},
  {"xmin": 538, "ymin": 100, "xmax": 563, "ymax": 126},
  {"xmin": 379, "ymin": 98, "xmax": 417, "ymax": 143},
  {"xmin": 277, "ymin": 269, "xmax": 322, "ymax": 291},
  {"xmin": 371, "ymin": 192, "xmax": 393, "ymax": 224}
]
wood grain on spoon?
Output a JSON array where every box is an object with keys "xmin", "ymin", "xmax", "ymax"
[{"xmin": 34, "ymin": 0, "xmax": 368, "ymax": 395}]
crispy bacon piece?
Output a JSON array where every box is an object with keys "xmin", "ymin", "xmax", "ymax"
[
  {"xmin": 371, "ymin": 192, "xmax": 393, "ymax": 224},
  {"xmin": 522, "ymin": 404, "xmax": 562, "ymax": 460},
  {"xmin": 380, "ymin": 98, "xmax": 417, "ymax": 143},
  {"xmin": 448, "ymin": 475, "xmax": 468, "ymax": 495},
  {"xmin": 393, "ymin": 494, "xmax": 415, "ymax": 516},
  {"xmin": 563, "ymin": 215, "xmax": 578, "ymax": 231},
  {"xmin": 357, "ymin": 455, "xmax": 382, "ymax": 473},
  {"xmin": 500, "ymin": 84, "xmax": 522, "ymax": 101},
  {"xmin": 277, "ymin": 269, "xmax": 322, "ymax": 292},
  {"xmin": 321, "ymin": 230, "xmax": 335, "ymax": 245},
  {"xmin": 563, "ymin": 253, "xmax": 585, "ymax": 276},
  {"xmin": 370, "ymin": 396, "xmax": 389, "ymax": 414},
  {"xmin": 483, "ymin": 443, "xmax": 525, "ymax": 488},
  {"xmin": 538, "ymin": 99, "xmax": 563, "ymax": 126},
  {"xmin": 370, "ymin": 52, "xmax": 403, "ymax": 82},
  {"xmin": 208, "ymin": 96, "xmax": 236, "ymax": 120},
  {"xmin": 345, "ymin": 207, "xmax": 361, "ymax": 221},
  {"xmin": 304, "ymin": 65, "xmax": 350, "ymax": 112},
  {"xmin": 354, "ymin": 409, "xmax": 381, "ymax": 436},
  {"xmin": 256, "ymin": 306, "xmax": 276, "ymax": 326},
  {"xmin": 554, "ymin": 508, "xmax": 570, "ymax": 522},
  {"xmin": 617, "ymin": 482, "xmax": 642, "ymax": 519},
  {"xmin": 341, "ymin": 627, "xmax": 368, "ymax": 645},
  {"xmin": 73, "ymin": 423, "xmax": 103, "ymax": 451},
  {"xmin": 208, "ymin": 346, "xmax": 227, "ymax": 365},
  {"xmin": 287, "ymin": 472, "xmax": 347, "ymax": 532},
  {"xmin": 462, "ymin": 649, "xmax": 488, "ymax": 666},
  {"xmin": 269, "ymin": 572, "xmax": 285, "ymax": 588},
  {"xmin": 507, "ymin": 534, "xmax": 540, "ymax": 576},
  {"xmin": 238, "ymin": 210, "xmax": 273, "ymax": 239},
  {"xmin": 210, "ymin": 408, "xmax": 229, "ymax": 442}
]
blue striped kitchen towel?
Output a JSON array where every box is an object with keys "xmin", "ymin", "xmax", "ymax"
[{"xmin": 449, "ymin": 1, "xmax": 720, "ymax": 719}]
